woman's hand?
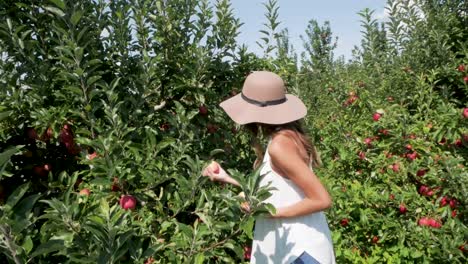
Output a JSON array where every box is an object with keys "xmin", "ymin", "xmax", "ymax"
[
  {"xmin": 202, "ymin": 161, "xmax": 228, "ymax": 182},
  {"xmin": 202, "ymin": 161, "xmax": 240, "ymax": 186}
]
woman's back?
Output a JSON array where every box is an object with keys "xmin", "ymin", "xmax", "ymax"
[{"xmin": 250, "ymin": 143, "xmax": 336, "ymax": 264}]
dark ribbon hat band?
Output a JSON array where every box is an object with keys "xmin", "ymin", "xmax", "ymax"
[{"xmin": 241, "ymin": 93, "xmax": 287, "ymax": 107}]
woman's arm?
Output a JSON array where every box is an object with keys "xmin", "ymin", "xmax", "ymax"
[{"xmin": 268, "ymin": 134, "xmax": 332, "ymax": 218}]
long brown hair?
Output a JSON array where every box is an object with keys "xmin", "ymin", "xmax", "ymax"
[{"xmin": 245, "ymin": 120, "xmax": 322, "ymax": 170}]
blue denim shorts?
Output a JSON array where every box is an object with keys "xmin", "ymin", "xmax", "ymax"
[{"xmin": 291, "ymin": 251, "xmax": 321, "ymax": 264}]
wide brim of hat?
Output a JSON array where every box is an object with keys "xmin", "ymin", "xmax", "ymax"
[{"xmin": 219, "ymin": 94, "xmax": 307, "ymax": 125}]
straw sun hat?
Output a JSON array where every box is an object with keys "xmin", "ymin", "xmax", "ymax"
[{"xmin": 219, "ymin": 71, "xmax": 307, "ymax": 125}]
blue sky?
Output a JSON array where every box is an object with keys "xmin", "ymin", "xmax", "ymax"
[{"xmin": 229, "ymin": 0, "xmax": 388, "ymax": 60}]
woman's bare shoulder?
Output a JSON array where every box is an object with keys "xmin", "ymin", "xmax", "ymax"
[{"xmin": 268, "ymin": 131, "xmax": 299, "ymax": 158}]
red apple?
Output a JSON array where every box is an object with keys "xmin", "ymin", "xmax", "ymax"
[
  {"xmin": 428, "ymin": 218, "xmax": 441, "ymax": 228},
  {"xmin": 419, "ymin": 185, "xmax": 429, "ymax": 195},
  {"xmin": 244, "ymin": 246, "xmax": 252, "ymax": 260},
  {"xmin": 391, "ymin": 163, "xmax": 400, "ymax": 172},
  {"xmin": 87, "ymin": 152, "xmax": 98, "ymax": 160},
  {"xmin": 79, "ymin": 188, "xmax": 90, "ymax": 196},
  {"xmin": 206, "ymin": 123, "xmax": 218, "ymax": 134},
  {"xmin": 372, "ymin": 113, "xmax": 381, "ymax": 121},
  {"xmin": 389, "ymin": 194, "xmax": 395, "ymax": 200},
  {"xmin": 372, "ymin": 236, "xmax": 379, "ymax": 244},
  {"xmin": 364, "ymin": 138, "xmax": 372, "ymax": 145},
  {"xmin": 43, "ymin": 164, "xmax": 52, "ymax": 171},
  {"xmin": 40, "ymin": 127, "xmax": 54, "ymax": 142},
  {"xmin": 440, "ymin": 196, "xmax": 448, "ymax": 207},
  {"xmin": 405, "ymin": 144, "xmax": 412, "ymax": 150},
  {"xmin": 379, "ymin": 129, "xmax": 389, "ymax": 135},
  {"xmin": 207, "ymin": 161, "xmax": 220, "ymax": 174},
  {"xmin": 26, "ymin": 128, "xmax": 38, "ymax": 140},
  {"xmin": 340, "ymin": 218, "xmax": 349, "ymax": 227},
  {"xmin": 416, "ymin": 169, "xmax": 428, "ymax": 177},
  {"xmin": 464, "ymin": 76, "xmax": 468, "ymax": 84},
  {"xmin": 407, "ymin": 152, "xmax": 418, "ymax": 161},
  {"xmin": 120, "ymin": 195, "xmax": 137, "ymax": 210},
  {"xmin": 458, "ymin": 64, "xmax": 466, "ymax": 72},
  {"xmin": 463, "ymin": 108, "xmax": 468, "ymax": 119},
  {"xmin": 59, "ymin": 125, "xmax": 74, "ymax": 150},
  {"xmin": 198, "ymin": 105, "xmax": 208, "ymax": 115},
  {"xmin": 111, "ymin": 177, "xmax": 121, "ymax": 192},
  {"xmin": 452, "ymin": 210, "xmax": 457, "ymax": 218},
  {"xmin": 33, "ymin": 166, "xmax": 48, "ymax": 177},
  {"xmin": 399, "ymin": 204, "xmax": 407, "ymax": 214},
  {"xmin": 459, "ymin": 244, "xmax": 467, "ymax": 253},
  {"xmin": 344, "ymin": 94, "xmax": 358, "ymax": 106},
  {"xmin": 439, "ymin": 138, "xmax": 447, "ymax": 145},
  {"xmin": 144, "ymin": 257, "xmax": 155, "ymax": 264},
  {"xmin": 159, "ymin": 122, "xmax": 170, "ymax": 131},
  {"xmin": 418, "ymin": 217, "xmax": 430, "ymax": 226},
  {"xmin": 358, "ymin": 151, "xmax": 366, "ymax": 160},
  {"xmin": 449, "ymin": 198, "xmax": 457, "ymax": 209}
]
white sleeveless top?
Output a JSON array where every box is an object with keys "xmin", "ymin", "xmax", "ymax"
[{"xmin": 251, "ymin": 144, "xmax": 336, "ymax": 264}]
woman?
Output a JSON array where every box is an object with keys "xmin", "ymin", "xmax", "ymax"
[{"xmin": 202, "ymin": 71, "xmax": 335, "ymax": 263}]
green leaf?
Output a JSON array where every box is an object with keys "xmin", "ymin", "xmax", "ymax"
[
  {"xmin": 0, "ymin": 146, "xmax": 23, "ymax": 168},
  {"xmin": 43, "ymin": 6, "xmax": 66, "ymax": 17},
  {"xmin": 13, "ymin": 193, "xmax": 41, "ymax": 219},
  {"xmin": 74, "ymin": 47, "xmax": 84, "ymax": 63},
  {"xmin": 22, "ymin": 236, "xmax": 33, "ymax": 254},
  {"xmin": 48, "ymin": 0, "xmax": 65, "ymax": 10},
  {"xmin": 110, "ymin": 77, "xmax": 121, "ymax": 90},
  {"xmin": 209, "ymin": 149, "xmax": 225, "ymax": 157},
  {"xmin": 30, "ymin": 239, "xmax": 65, "ymax": 258},
  {"xmin": 64, "ymin": 85, "xmax": 83, "ymax": 96},
  {"xmin": 87, "ymin": 76, "xmax": 101, "ymax": 87},
  {"xmin": 411, "ymin": 250, "xmax": 423, "ymax": 258},
  {"xmin": 0, "ymin": 110, "xmax": 12, "ymax": 121},
  {"xmin": 6, "ymin": 18, "xmax": 12, "ymax": 31},
  {"xmin": 6, "ymin": 182, "xmax": 30, "ymax": 209},
  {"xmin": 195, "ymin": 212, "xmax": 211, "ymax": 229},
  {"xmin": 194, "ymin": 253, "xmax": 205, "ymax": 264},
  {"xmin": 240, "ymin": 217, "xmax": 255, "ymax": 239},
  {"xmin": 99, "ymin": 199, "xmax": 110, "ymax": 220},
  {"xmin": 70, "ymin": 10, "xmax": 83, "ymax": 26},
  {"xmin": 156, "ymin": 138, "xmax": 175, "ymax": 153},
  {"xmin": 51, "ymin": 232, "xmax": 74, "ymax": 247},
  {"xmin": 90, "ymin": 177, "xmax": 111, "ymax": 186}
]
